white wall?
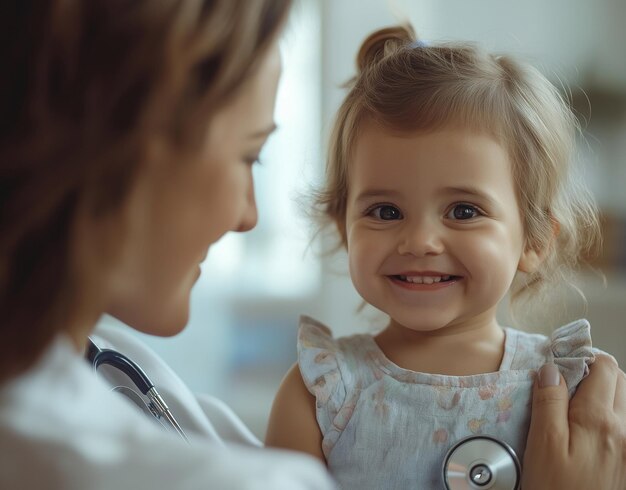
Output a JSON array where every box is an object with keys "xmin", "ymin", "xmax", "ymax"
[{"xmin": 320, "ymin": 0, "xmax": 625, "ymax": 117}]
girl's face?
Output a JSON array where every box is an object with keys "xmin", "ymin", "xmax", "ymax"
[
  {"xmin": 104, "ymin": 43, "xmax": 282, "ymax": 336},
  {"xmin": 345, "ymin": 122, "xmax": 539, "ymax": 334}
]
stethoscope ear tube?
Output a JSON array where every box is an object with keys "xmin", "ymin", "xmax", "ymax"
[
  {"xmin": 87, "ymin": 338, "xmax": 154, "ymax": 394},
  {"xmin": 442, "ymin": 435, "xmax": 520, "ymax": 489},
  {"xmin": 86, "ymin": 337, "xmax": 189, "ymax": 444}
]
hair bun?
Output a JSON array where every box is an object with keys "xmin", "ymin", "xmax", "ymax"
[{"xmin": 356, "ymin": 25, "xmax": 416, "ymax": 73}]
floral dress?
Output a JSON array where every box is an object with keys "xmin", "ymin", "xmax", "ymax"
[{"xmin": 297, "ymin": 315, "xmax": 596, "ymax": 489}]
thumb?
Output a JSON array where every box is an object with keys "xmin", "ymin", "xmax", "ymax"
[{"xmin": 526, "ymin": 363, "xmax": 569, "ymax": 454}]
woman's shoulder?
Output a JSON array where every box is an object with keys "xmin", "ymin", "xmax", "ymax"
[
  {"xmin": 0, "ymin": 405, "xmax": 332, "ymax": 490},
  {"xmin": 0, "ymin": 332, "xmax": 158, "ymax": 436},
  {"xmin": 92, "ymin": 319, "xmax": 265, "ymax": 446},
  {"xmin": 0, "ymin": 334, "xmax": 155, "ymax": 485},
  {"xmin": 0, "ymin": 335, "xmax": 334, "ymax": 490}
]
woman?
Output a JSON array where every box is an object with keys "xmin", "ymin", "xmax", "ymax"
[{"xmin": 0, "ymin": 1, "xmax": 624, "ymax": 488}]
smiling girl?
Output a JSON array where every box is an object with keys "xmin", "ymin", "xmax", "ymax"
[{"xmin": 266, "ymin": 25, "xmax": 610, "ymax": 488}]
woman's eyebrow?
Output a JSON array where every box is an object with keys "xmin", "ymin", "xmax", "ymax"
[{"xmin": 248, "ymin": 123, "xmax": 277, "ymax": 139}]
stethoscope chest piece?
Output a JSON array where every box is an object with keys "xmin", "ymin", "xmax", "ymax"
[{"xmin": 442, "ymin": 435, "xmax": 520, "ymax": 490}]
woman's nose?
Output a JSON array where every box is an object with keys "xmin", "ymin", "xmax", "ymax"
[
  {"xmin": 234, "ymin": 184, "xmax": 258, "ymax": 233},
  {"xmin": 396, "ymin": 219, "xmax": 444, "ymax": 257}
]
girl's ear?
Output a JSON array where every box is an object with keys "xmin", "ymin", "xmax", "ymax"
[
  {"xmin": 518, "ymin": 218, "xmax": 559, "ymax": 273},
  {"xmin": 518, "ymin": 247, "xmax": 544, "ymax": 273}
]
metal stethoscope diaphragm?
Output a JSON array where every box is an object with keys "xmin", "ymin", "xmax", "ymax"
[{"xmin": 443, "ymin": 435, "xmax": 521, "ymax": 490}]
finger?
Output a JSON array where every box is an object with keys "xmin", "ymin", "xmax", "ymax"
[
  {"xmin": 527, "ymin": 364, "xmax": 569, "ymax": 449},
  {"xmin": 572, "ymin": 354, "xmax": 618, "ymax": 410}
]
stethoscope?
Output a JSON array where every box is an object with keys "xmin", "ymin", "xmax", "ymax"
[
  {"xmin": 85, "ymin": 337, "xmax": 190, "ymax": 444},
  {"xmin": 85, "ymin": 337, "xmax": 521, "ymax": 486},
  {"xmin": 442, "ymin": 435, "xmax": 521, "ymax": 489}
]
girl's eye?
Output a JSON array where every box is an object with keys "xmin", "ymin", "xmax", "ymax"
[
  {"xmin": 369, "ymin": 205, "xmax": 402, "ymax": 220},
  {"xmin": 447, "ymin": 204, "xmax": 480, "ymax": 220}
]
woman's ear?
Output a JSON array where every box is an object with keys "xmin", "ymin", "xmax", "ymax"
[{"xmin": 518, "ymin": 218, "xmax": 560, "ymax": 273}]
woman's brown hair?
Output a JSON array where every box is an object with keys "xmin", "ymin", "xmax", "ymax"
[{"xmin": 0, "ymin": 0, "xmax": 292, "ymax": 382}]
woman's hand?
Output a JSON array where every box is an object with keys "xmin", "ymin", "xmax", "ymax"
[{"xmin": 523, "ymin": 355, "xmax": 626, "ymax": 489}]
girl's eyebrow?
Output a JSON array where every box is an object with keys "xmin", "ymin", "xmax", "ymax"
[
  {"xmin": 354, "ymin": 186, "xmax": 500, "ymax": 207},
  {"xmin": 443, "ymin": 186, "xmax": 498, "ymax": 205},
  {"xmin": 354, "ymin": 189, "xmax": 402, "ymax": 203}
]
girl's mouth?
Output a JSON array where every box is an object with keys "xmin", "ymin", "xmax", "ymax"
[
  {"xmin": 387, "ymin": 274, "xmax": 461, "ymax": 292},
  {"xmin": 391, "ymin": 274, "xmax": 460, "ymax": 285}
]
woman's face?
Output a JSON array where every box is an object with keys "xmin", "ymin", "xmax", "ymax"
[{"xmin": 105, "ymin": 43, "xmax": 281, "ymax": 335}]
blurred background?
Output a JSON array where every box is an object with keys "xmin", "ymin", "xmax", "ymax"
[{"xmin": 98, "ymin": 0, "xmax": 626, "ymax": 439}]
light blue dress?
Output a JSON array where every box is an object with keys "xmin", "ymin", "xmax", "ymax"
[{"xmin": 297, "ymin": 315, "xmax": 596, "ymax": 489}]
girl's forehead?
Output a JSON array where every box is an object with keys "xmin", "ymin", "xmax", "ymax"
[
  {"xmin": 348, "ymin": 126, "xmax": 516, "ymax": 196},
  {"xmin": 352, "ymin": 121, "xmax": 509, "ymax": 163},
  {"xmin": 350, "ymin": 116, "xmax": 508, "ymax": 172},
  {"xmin": 356, "ymin": 115, "xmax": 505, "ymax": 144}
]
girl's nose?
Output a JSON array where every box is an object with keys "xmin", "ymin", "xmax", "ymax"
[
  {"xmin": 396, "ymin": 220, "xmax": 444, "ymax": 257},
  {"xmin": 234, "ymin": 184, "xmax": 258, "ymax": 233}
]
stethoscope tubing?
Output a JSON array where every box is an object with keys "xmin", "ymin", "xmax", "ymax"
[{"xmin": 86, "ymin": 337, "xmax": 189, "ymax": 443}]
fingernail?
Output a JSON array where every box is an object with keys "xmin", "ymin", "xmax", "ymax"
[{"xmin": 539, "ymin": 363, "xmax": 560, "ymax": 387}]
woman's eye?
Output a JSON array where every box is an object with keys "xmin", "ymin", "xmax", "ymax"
[
  {"xmin": 244, "ymin": 156, "xmax": 261, "ymax": 166},
  {"xmin": 369, "ymin": 205, "xmax": 402, "ymax": 220},
  {"xmin": 447, "ymin": 204, "xmax": 480, "ymax": 220}
]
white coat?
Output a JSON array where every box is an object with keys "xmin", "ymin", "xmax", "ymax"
[{"xmin": 0, "ymin": 323, "xmax": 335, "ymax": 489}]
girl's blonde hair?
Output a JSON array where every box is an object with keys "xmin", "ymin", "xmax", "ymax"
[
  {"xmin": 316, "ymin": 25, "xmax": 600, "ymax": 306},
  {"xmin": 0, "ymin": 0, "xmax": 291, "ymax": 382}
]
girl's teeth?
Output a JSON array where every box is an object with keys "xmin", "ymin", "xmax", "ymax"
[{"xmin": 399, "ymin": 275, "xmax": 453, "ymax": 284}]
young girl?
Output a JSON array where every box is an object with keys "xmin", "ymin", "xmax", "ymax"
[{"xmin": 266, "ymin": 25, "xmax": 607, "ymax": 488}]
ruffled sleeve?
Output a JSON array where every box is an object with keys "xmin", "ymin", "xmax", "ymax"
[
  {"xmin": 550, "ymin": 319, "xmax": 595, "ymax": 396},
  {"xmin": 297, "ymin": 315, "xmax": 349, "ymax": 457}
]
